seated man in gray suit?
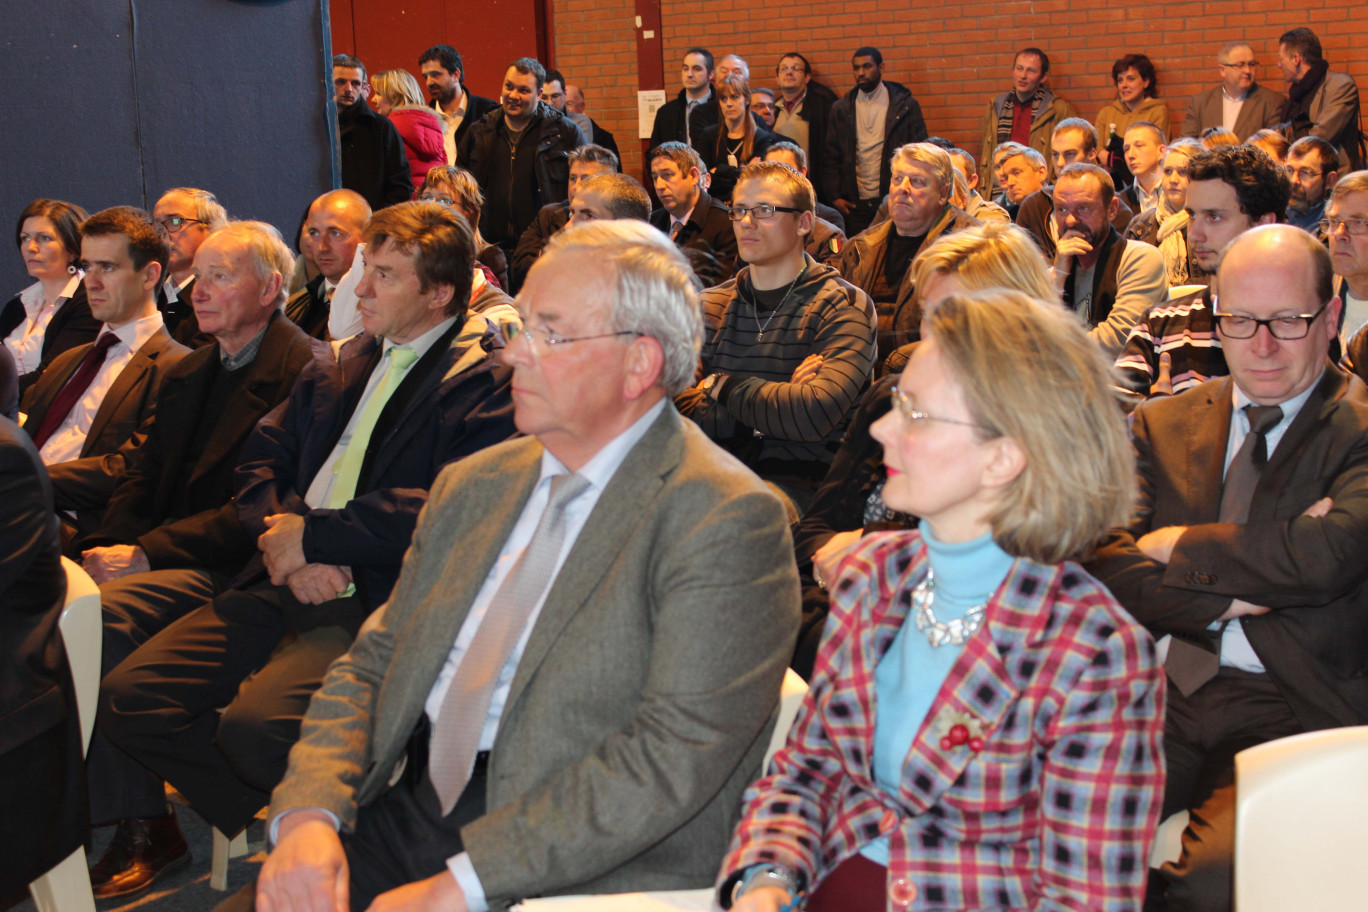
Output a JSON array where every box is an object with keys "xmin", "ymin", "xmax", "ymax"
[{"xmin": 240, "ymin": 220, "xmax": 800, "ymax": 912}]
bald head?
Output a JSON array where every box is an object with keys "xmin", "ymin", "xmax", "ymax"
[
  {"xmin": 1215, "ymin": 225, "xmax": 1338, "ymax": 405},
  {"xmin": 306, "ymin": 190, "xmax": 371, "ymax": 282}
]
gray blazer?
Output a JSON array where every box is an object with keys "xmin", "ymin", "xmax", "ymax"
[
  {"xmin": 1306, "ymin": 70, "xmax": 1364, "ymax": 171},
  {"xmin": 270, "ymin": 404, "xmax": 801, "ymax": 908},
  {"xmin": 1180, "ymin": 82, "xmax": 1284, "ymax": 141}
]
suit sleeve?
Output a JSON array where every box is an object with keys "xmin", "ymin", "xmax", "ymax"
[
  {"xmin": 462, "ymin": 481, "xmax": 801, "ymax": 904},
  {"xmin": 1310, "ymin": 76, "xmax": 1361, "ymax": 149},
  {"xmin": 1180, "ymin": 92, "xmax": 1202, "ymax": 138},
  {"xmin": 1035, "ymin": 616, "xmax": 1165, "ymax": 912},
  {"xmin": 1087, "ymin": 404, "xmax": 1233, "ymax": 636},
  {"xmin": 1088, "ymin": 242, "xmax": 1165, "ymax": 359},
  {"xmin": 714, "ymin": 292, "xmax": 876, "ymax": 442}
]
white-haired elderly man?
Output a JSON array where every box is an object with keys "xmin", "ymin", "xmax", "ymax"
[{"xmin": 234, "ymin": 220, "xmax": 800, "ymax": 912}]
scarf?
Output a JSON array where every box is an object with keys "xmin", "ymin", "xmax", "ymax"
[
  {"xmin": 1282, "ymin": 59, "xmax": 1330, "ymax": 124},
  {"xmin": 1154, "ymin": 196, "xmax": 1191, "ymax": 286},
  {"xmin": 997, "ymin": 89, "xmax": 1043, "ymax": 144}
]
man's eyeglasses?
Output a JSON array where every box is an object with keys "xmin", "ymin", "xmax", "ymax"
[
  {"xmin": 419, "ymin": 195, "xmax": 456, "ymax": 208},
  {"xmin": 1212, "ymin": 298, "xmax": 1329, "ymax": 340},
  {"xmin": 1284, "ymin": 166, "xmax": 1328, "ymax": 182},
  {"xmin": 729, "ymin": 204, "xmax": 805, "ymax": 221},
  {"xmin": 500, "ymin": 323, "xmax": 641, "ymax": 351},
  {"xmin": 157, "ymin": 216, "xmax": 203, "ymax": 235},
  {"xmin": 1219, "ymin": 60, "xmax": 1259, "ymax": 70},
  {"xmin": 889, "ymin": 385, "xmax": 988, "ymax": 431},
  {"xmin": 1320, "ymin": 217, "xmax": 1368, "ymax": 237}
]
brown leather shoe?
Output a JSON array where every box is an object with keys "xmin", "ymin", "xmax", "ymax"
[{"xmin": 89, "ymin": 809, "xmax": 191, "ymax": 898}]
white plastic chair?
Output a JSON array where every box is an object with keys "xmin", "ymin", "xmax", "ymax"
[
  {"xmin": 1233, "ymin": 725, "xmax": 1368, "ymax": 911},
  {"xmin": 1149, "ymin": 810, "xmax": 1188, "ymax": 869},
  {"xmin": 765, "ymin": 668, "xmax": 809, "ymax": 769},
  {"xmin": 28, "ymin": 557, "xmax": 101, "ymax": 912},
  {"xmin": 211, "ymin": 827, "xmax": 250, "ymax": 890}
]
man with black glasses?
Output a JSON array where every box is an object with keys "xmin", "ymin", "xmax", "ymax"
[
  {"xmin": 1092, "ymin": 225, "xmax": 1368, "ymax": 912},
  {"xmin": 677, "ymin": 160, "xmax": 875, "ymax": 513}
]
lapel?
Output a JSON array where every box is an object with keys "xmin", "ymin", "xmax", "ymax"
[
  {"xmin": 1232, "ymin": 92, "xmax": 1260, "ymax": 139},
  {"xmin": 363, "ymin": 321, "xmax": 467, "ymax": 486},
  {"xmin": 496, "ymin": 407, "xmax": 681, "ymax": 739},
  {"xmin": 154, "ymin": 345, "xmax": 216, "ymax": 495},
  {"xmin": 1183, "ymin": 377, "xmax": 1234, "ymax": 522},
  {"xmin": 23, "ymin": 346, "xmax": 84, "ymax": 429},
  {"xmin": 83, "ymin": 327, "xmax": 172, "ymax": 455},
  {"xmin": 370, "ymin": 441, "xmax": 546, "ymax": 759},
  {"xmin": 1249, "ymin": 363, "xmax": 1345, "ymax": 519}
]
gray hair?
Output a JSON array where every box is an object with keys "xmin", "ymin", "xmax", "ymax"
[
  {"xmin": 204, "ymin": 220, "xmax": 296, "ymax": 310},
  {"xmin": 539, "ymin": 221, "xmax": 702, "ymax": 394},
  {"xmin": 1331, "ymin": 169, "xmax": 1368, "ymax": 201},
  {"xmin": 163, "ymin": 187, "xmax": 228, "ymax": 230},
  {"xmin": 890, "ymin": 142, "xmax": 955, "ymax": 195}
]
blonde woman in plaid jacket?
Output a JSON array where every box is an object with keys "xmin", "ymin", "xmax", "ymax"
[{"xmin": 719, "ymin": 291, "xmax": 1165, "ymax": 912}]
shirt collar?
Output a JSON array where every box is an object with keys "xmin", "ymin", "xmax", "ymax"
[
  {"xmin": 381, "ymin": 314, "xmax": 458, "ymax": 362},
  {"xmin": 220, "ymin": 319, "xmax": 272, "ymax": 371},
  {"xmin": 103, "ymin": 310, "xmax": 165, "ymax": 353},
  {"xmin": 536, "ymin": 398, "xmax": 667, "ymax": 494},
  {"xmin": 1232, "ymin": 368, "xmax": 1322, "ymax": 424}
]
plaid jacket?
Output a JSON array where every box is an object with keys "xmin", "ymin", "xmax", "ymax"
[{"xmin": 719, "ymin": 532, "xmax": 1165, "ymax": 911}]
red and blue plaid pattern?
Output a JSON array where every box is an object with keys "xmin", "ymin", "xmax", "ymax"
[{"xmin": 720, "ymin": 531, "xmax": 1165, "ymax": 910}]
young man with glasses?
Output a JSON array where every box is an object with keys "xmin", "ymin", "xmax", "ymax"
[
  {"xmin": 1284, "ymin": 135, "xmax": 1340, "ymax": 234},
  {"xmin": 151, "ymin": 187, "xmax": 227, "ymax": 344},
  {"xmin": 1092, "ymin": 225, "xmax": 1368, "ymax": 912},
  {"xmin": 1115, "ymin": 144, "xmax": 1290, "ymax": 404},
  {"xmin": 677, "ymin": 160, "xmax": 875, "ymax": 513},
  {"xmin": 1180, "ymin": 40, "xmax": 1285, "ymax": 141}
]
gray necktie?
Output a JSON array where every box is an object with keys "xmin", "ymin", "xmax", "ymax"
[{"xmin": 428, "ymin": 472, "xmax": 592, "ymax": 814}]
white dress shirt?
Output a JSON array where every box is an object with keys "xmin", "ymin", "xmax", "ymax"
[
  {"xmin": 1213, "ymin": 376, "xmax": 1320, "ymax": 671},
  {"xmin": 39, "ymin": 311, "xmax": 164, "ymax": 465},
  {"xmin": 1221, "ymin": 86, "xmax": 1248, "ymax": 133},
  {"xmin": 5, "ymin": 274, "xmax": 83, "ymax": 374}
]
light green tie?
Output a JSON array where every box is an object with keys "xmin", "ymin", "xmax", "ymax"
[{"xmin": 327, "ymin": 345, "xmax": 418, "ymax": 509}]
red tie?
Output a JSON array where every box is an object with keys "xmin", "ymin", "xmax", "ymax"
[{"xmin": 31, "ymin": 332, "xmax": 120, "ymax": 448}]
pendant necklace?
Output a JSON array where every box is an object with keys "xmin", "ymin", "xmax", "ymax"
[{"xmin": 752, "ymin": 264, "xmax": 806, "ymax": 342}]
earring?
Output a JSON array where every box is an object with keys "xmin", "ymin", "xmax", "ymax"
[{"xmin": 68, "ymin": 264, "xmax": 77, "ymax": 275}]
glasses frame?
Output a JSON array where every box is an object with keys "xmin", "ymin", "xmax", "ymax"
[
  {"xmin": 501, "ymin": 323, "xmax": 641, "ymax": 352},
  {"xmin": 728, "ymin": 204, "xmax": 805, "ymax": 222},
  {"xmin": 1320, "ymin": 216, "xmax": 1368, "ymax": 237},
  {"xmin": 157, "ymin": 216, "xmax": 203, "ymax": 235},
  {"xmin": 1212, "ymin": 298, "xmax": 1330, "ymax": 340},
  {"xmin": 889, "ymin": 385, "xmax": 988, "ymax": 432}
]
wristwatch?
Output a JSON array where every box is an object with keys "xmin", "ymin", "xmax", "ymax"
[
  {"xmin": 733, "ymin": 864, "xmax": 799, "ymax": 903},
  {"xmin": 701, "ymin": 373, "xmax": 721, "ymax": 398}
]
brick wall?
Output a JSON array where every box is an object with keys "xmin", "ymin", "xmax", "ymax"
[{"xmin": 551, "ymin": 0, "xmax": 1367, "ymax": 182}]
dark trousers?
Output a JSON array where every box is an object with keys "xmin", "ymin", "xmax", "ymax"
[
  {"xmin": 99, "ymin": 578, "xmax": 366, "ymax": 834},
  {"xmin": 843, "ymin": 198, "xmax": 882, "ymax": 239},
  {"xmin": 87, "ymin": 568, "xmax": 220, "ymax": 824},
  {"xmin": 214, "ymin": 727, "xmax": 488, "ymax": 912},
  {"xmin": 1146, "ymin": 668, "xmax": 1303, "ymax": 912}
]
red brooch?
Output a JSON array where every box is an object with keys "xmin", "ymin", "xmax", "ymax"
[{"xmin": 935, "ymin": 710, "xmax": 987, "ymax": 753}]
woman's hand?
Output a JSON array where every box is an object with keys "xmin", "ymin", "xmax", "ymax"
[
  {"xmin": 732, "ymin": 886, "xmax": 793, "ymax": 912},
  {"xmin": 813, "ymin": 528, "xmax": 863, "ymax": 589}
]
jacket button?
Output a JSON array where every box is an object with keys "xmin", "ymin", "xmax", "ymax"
[
  {"xmin": 880, "ymin": 809, "xmax": 899, "ymax": 832},
  {"xmin": 889, "ymin": 877, "xmax": 917, "ymax": 907}
]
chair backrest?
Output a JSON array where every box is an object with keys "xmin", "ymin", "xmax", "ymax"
[
  {"xmin": 56, "ymin": 556, "xmax": 101, "ymax": 755},
  {"xmin": 1234, "ymin": 725, "xmax": 1368, "ymax": 911},
  {"xmin": 764, "ymin": 668, "xmax": 808, "ymax": 769}
]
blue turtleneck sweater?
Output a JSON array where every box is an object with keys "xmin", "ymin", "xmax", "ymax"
[{"xmin": 860, "ymin": 522, "xmax": 1015, "ymax": 865}]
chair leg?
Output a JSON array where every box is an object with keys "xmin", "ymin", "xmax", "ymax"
[
  {"xmin": 29, "ymin": 847, "xmax": 96, "ymax": 912},
  {"xmin": 210, "ymin": 827, "xmax": 250, "ymax": 891}
]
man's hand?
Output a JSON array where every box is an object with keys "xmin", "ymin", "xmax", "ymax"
[
  {"xmin": 731, "ymin": 886, "xmax": 792, "ymax": 912},
  {"xmin": 1150, "ymin": 351, "xmax": 1174, "ymax": 397},
  {"xmin": 82, "ymin": 545, "xmax": 150, "ymax": 584},
  {"xmin": 1137, "ymin": 525, "xmax": 1187, "ymax": 565},
  {"xmin": 1052, "ymin": 232, "xmax": 1094, "ymax": 288},
  {"xmin": 1218, "ymin": 598, "xmax": 1273, "ymax": 621},
  {"xmin": 288, "ymin": 564, "xmax": 353, "ymax": 605},
  {"xmin": 261, "ymin": 513, "xmax": 309, "ymax": 585},
  {"xmin": 833, "ymin": 198, "xmax": 855, "ymax": 216},
  {"xmin": 256, "ymin": 814, "xmax": 349, "ymax": 912},
  {"xmin": 813, "ymin": 528, "xmax": 863, "ymax": 589},
  {"xmin": 790, "ymin": 354, "xmax": 824, "ymax": 385},
  {"xmin": 1302, "ymin": 496, "xmax": 1333, "ymax": 518},
  {"xmin": 364, "ymin": 871, "xmax": 467, "ymax": 912}
]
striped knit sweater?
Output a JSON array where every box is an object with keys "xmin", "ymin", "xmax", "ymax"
[{"xmin": 678, "ymin": 256, "xmax": 876, "ymax": 484}]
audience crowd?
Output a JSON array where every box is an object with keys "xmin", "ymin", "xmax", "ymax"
[{"xmin": 3, "ymin": 24, "xmax": 1367, "ymax": 912}]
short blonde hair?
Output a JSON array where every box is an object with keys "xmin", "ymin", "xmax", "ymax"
[
  {"xmin": 899, "ymin": 222, "xmax": 1058, "ymax": 339},
  {"xmin": 890, "ymin": 142, "xmax": 954, "ymax": 198},
  {"xmin": 924, "ymin": 290, "xmax": 1135, "ymax": 563},
  {"xmin": 371, "ymin": 69, "xmax": 425, "ymax": 108}
]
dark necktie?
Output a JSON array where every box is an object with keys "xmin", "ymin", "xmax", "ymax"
[
  {"xmin": 31, "ymin": 332, "xmax": 120, "ymax": 448},
  {"xmin": 1167, "ymin": 403, "xmax": 1284, "ymax": 697},
  {"xmin": 1219, "ymin": 405, "xmax": 1285, "ymax": 524},
  {"xmin": 427, "ymin": 472, "xmax": 592, "ymax": 815}
]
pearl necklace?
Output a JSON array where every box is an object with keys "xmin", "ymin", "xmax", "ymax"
[{"xmin": 912, "ymin": 568, "xmax": 986, "ymax": 648}]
